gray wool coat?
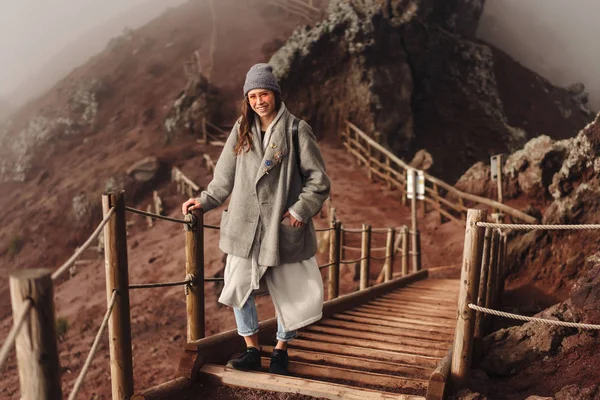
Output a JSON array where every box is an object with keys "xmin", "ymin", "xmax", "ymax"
[{"xmin": 197, "ymin": 104, "xmax": 331, "ymax": 266}]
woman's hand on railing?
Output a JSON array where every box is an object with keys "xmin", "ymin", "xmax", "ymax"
[{"xmin": 182, "ymin": 198, "xmax": 202, "ymax": 215}]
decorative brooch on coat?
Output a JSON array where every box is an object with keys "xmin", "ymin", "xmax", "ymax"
[{"xmin": 263, "ymin": 148, "xmax": 286, "ymax": 174}]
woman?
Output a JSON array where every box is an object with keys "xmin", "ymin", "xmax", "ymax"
[{"xmin": 181, "ymin": 63, "xmax": 330, "ymax": 375}]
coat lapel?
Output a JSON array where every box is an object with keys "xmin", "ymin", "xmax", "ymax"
[{"xmin": 255, "ymin": 107, "xmax": 290, "ymax": 184}]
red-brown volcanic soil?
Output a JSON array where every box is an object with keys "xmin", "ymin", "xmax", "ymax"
[
  {"xmin": 0, "ymin": 1, "xmax": 580, "ymax": 399},
  {"xmin": 0, "ymin": 133, "xmax": 467, "ymax": 399}
]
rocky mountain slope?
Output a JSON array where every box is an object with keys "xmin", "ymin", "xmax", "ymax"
[
  {"xmin": 0, "ymin": 98, "xmax": 11, "ymax": 122},
  {"xmin": 269, "ymin": 0, "xmax": 593, "ymax": 182},
  {"xmin": 1, "ymin": 0, "xmax": 599, "ymax": 398},
  {"xmin": 451, "ymin": 113, "xmax": 600, "ymax": 399}
]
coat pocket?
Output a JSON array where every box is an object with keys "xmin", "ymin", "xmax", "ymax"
[
  {"xmin": 279, "ymin": 223, "xmax": 305, "ymax": 260},
  {"xmin": 220, "ymin": 209, "xmax": 231, "ymax": 238}
]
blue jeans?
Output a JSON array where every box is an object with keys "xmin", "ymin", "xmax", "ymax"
[{"xmin": 233, "ymin": 294, "xmax": 297, "ymax": 342}]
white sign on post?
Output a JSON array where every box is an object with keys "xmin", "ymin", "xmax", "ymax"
[
  {"xmin": 406, "ymin": 169, "xmax": 415, "ymax": 199},
  {"xmin": 417, "ymin": 170, "xmax": 425, "ymax": 200},
  {"xmin": 490, "ymin": 156, "xmax": 498, "ymax": 181}
]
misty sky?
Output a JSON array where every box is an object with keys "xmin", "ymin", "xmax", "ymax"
[
  {"xmin": 1, "ymin": 0, "xmax": 598, "ymax": 112},
  {"xmin": 478, "ymin": 0, "xmax": 600, "ymax": 110},
  {"xmin": 0, "ymin": 0, "xmax": 151, "ymax": 98}
]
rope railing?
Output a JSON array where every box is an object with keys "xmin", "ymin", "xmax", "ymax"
[
  {"xmin": 468, "ymin": 304, "xmax": 600, "ymax": 330},
  {"xmin": 343, "ymin": 245, "xmax": 386, "ymax": 252},
  {"xmin": 341, "ymin": 228, "xmax": 367, "ymax": 233},
  {"xmin": 315, "ymin": 227, "xmax": 335, "ymax": 232},
  {"xmin": 0, "ymin": 299, "xmax": 33, "ymax": 370},
  {"xmin": 51, "ymin": 207, "xmax": 116, "ymax": 281},
  {"xmin": 125, "ymin": 206, "xmax": 189, "ymax": 225},
  {"xmin": 339, "ymin": 257, "xmax": 368, "ymax": 265},
  {"xmin": 477, "ymin": 222, "xmax": 600, "ymax": 231},
  {"xmin": 6, "ymin": 189, "xmax": 416, "ymax": 399},
  {"xmin": 318, "ymin": 261, "xmax": 336, "ymax": 270},
  {"xmin": 67, "ymin": 290, "xmax": 118, "ymax": 400},
  {"xmin": 129, "ymin": 278, "xmax": 194, "ymax": 290}
]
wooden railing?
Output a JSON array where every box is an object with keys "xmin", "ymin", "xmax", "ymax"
[
  {"xmin": 171, "ymin": 167, "xmax": 201, "ymax": 198},
  {"xmin": 198, "ymin": 118, "xmax": 227, "ymax": 146},
  {"xmin": 340, "ymin": 121, "xmax": 537, "ymax": 224},
  {"xmin": 2, "ymin": 190, "xmax": 418, "ymax": 399}
]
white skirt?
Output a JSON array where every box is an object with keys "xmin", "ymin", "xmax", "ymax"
[{"xmin": 218, "ymin": 252, "xmax": 324, "ymax": 331}]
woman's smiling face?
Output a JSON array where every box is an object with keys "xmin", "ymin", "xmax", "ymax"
[{"xmin": 247, "ymin": 88, "xmax": 276, "ymax": 119}]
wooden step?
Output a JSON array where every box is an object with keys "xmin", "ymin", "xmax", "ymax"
[
  {"xmin": 318, "ymin": 318, "xmax": 454, "ymax": 345},
  {"xmin": 408, "ymin": 282, "xmax": 459, "ymax": 288},
  {"xmin": 350, "ymin": 307, "xmax": 456, "ymax": 327},
  {"xmin": 262, "ymin": 346, "xmax": 431, "ymax": 379},
  {"xmin": 371, "ymin": 298, "xmax": 457, "ymax": 313},
  {"xmin": 290, "ymin": 339, "xmax": 440, "ymax": 367},
  {"xmin": 362, "ymin": 303, "xmax": 457, "ymax": 319},
  {"xmin": 200, "ymin": 364, "xmax": 425, "ymax": 399},
  {"xmin": 386, "ymin": 290, "xmax": 458, "ymax": 301},
  {"xmin": 382, "ymin": 293, "xmax": 458, "ymax": 305},
  {"xmin": 296, "ymin": 331, "xmax": 447, "ymax": 358},
  {"xmin": 335, "ymin": 313, "xmax": 455, "ymax": 335},
  {"xmin": 258, "ymin": 358, "xmax": 428, "ymax": 393},
  {"xmin": 304, "ymin": 324, "xmax": 449, "ymax": 350},
  {"xmin": 404, "ymin": 283, "xmax": 459, "ymax": 291},
  {"xmin": 327, "ymin": 315, "xmax": 455, "ymax": 340}
]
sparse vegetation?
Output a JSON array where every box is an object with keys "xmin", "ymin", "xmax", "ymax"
[
  {"xmin": 55, "ymin": 317, "xmax": 69, "ymax": 342},
  {"xmin": 7, "ymin": 234, "xmax": 24, "ymax": 258}
]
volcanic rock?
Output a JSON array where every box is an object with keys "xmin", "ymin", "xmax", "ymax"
[{"xmin": 270, "ymin": 0, "xmax": 591, "ymax": 182}]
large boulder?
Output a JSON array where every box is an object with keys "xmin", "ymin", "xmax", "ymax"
[
  {"xmin": 476, "ymin": 252, "xmax": 600, "ymax": 397},
  {"xmin": 270, "ymin": 0, "xmax": 591, "ymax": 182},
  {"xmin": 163, "ymin": 72, "xmax": 220, "ymax": 143}
]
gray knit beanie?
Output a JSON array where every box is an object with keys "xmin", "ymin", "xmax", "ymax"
[{"xmin": 243, "ymin": 63, "xmax": 281, "ymax": 97}]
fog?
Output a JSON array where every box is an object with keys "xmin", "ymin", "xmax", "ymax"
[
  {"xmin": 0, "ymin": 0, "xmax": 185, "ymax": 106},
  {"xmin": 478, "ymin": 0, "xmax": 600, "ymax": 110},
  {"xmin": 1, "ymin": 1, "xmax": 599, "ymax": 113}
]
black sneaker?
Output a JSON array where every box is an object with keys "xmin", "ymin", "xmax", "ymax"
[
  {"xmin": 269, "ymin": 349, "xmax": 290, "ymax": 375},
  {"xmin": 226, "ymin": 347, "xmax": 261, "ymax": 371}
]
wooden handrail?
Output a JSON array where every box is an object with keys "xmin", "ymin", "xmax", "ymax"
[
  {"xmin": 342, "ymin": 121, "xmax": 537, "ymax": 224},
  {"xmin": 172, "ymin": 167, "xmax": 200, "ymax": 192},
  {"xmin": 205, "ymin": 120, "xmax": 228, "ymax": 137}
]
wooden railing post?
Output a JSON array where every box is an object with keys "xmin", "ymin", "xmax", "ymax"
[
  {"xmin": 458, "ymin": 197, "xmax": 466, "ymax": 219},
  {"xmin": 103, "ymin": 190, "xmax": 134, "ymax": 399},
  {"xmin": 385, "ymin": 158, "xmax": 392, "ymax": 190},
  {"xmin": 402, "ymin": 170, "xmax": 407, "ymax": 206},
  {"xmin": 9, "ymin": 269, "xmax": 62, "ymax": 400},
  {"xmin": 367, "ymin": 143, "xmax": 373, "ymax": 181},
  {"xmin": 433, "ymin": 182, "xmax": 444, "ymax": 224},
  {"xmin": 410, "ymin": 169, "xmax": 421, "ymax": 272},
  {"xmin": 360, "ymin": 224, "xmax": 372, "ymax": 290},
  {"xmin": 497, "ymin": 233, "xmax": 508, "ymax": 300},
  {"xmin": 474, "ymin": 228, "xmax": 492, "ymax": 340},
  {"xmin": 202, "ymin": 117, "xmax": 208, "ymax": 144},
  {"xmin": 384, "ymin": 228, "xmax": 395, "ymax": 282},
  {"xmin": 451, "ymin": 209, "xmax": 487, "ymax": 388},
  {"xmin": 328, "ymin": 221, "xmax": 341, "ymax": 300},
  {"xmin": 484, "ymin": 230, "xmax": 501, "ymax": 335},
  {"xmin": 339, "ymin": 224, "xmax": 345, "ymax": 267},
  {"xmin": 401, "ymin": 226, "xmax": 409, "ymax": 276},
  {"xmin": 185, "ymin": 211, "xmax": 205, "ymax": 341}
]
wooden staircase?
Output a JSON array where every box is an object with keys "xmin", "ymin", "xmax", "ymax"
[{"xmin": 197, "ymin": 278, "xmax": 459, "ymax": 399}]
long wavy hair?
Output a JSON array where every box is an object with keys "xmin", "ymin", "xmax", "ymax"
[{"xmin": 234, "ymin": 92, "xmax": 282, "ymax": 154}]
